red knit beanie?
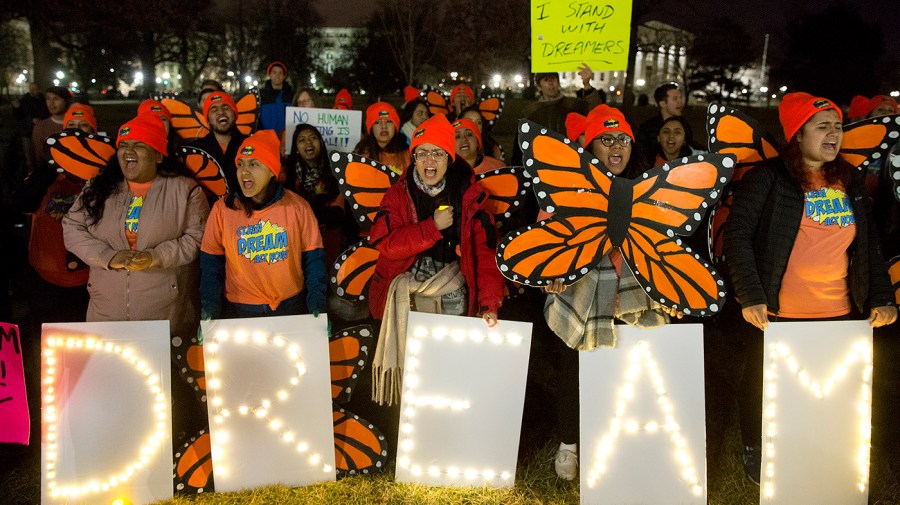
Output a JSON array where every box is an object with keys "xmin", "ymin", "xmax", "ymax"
[
  {"xmin": 63, "ymin": 103, "xmax": 97, "ymax": 132},
  {"xmin": 266, "ymin": 61, "xmax": 287, "ymax": 76},
  {"xmin": 365, "ymin": 102, "xmax": 400, "ymax": 133},
  {"xmin": 116, "ymin": 114, "xmax": 168, "ymax": 155},
  {"xmin": 779, "ymin": 92, "xmax": 841, "ymax": 142},
  {"xmin": 203, "ymin": 91, "xmax": 238, "ymax": 120},
  {"xmin": 848, "ymin": 95, "xmax": 871, "ymax": 119},
  {"xmin": 565, "ymin": 112, "xmax": 587, "ymax": 142},
  {"xmin": 333, "ymin": 89, "xmax": 352, "ymax": 110},
  {"xmin": 452, "ymin": 118, "xmax": 482, "ymax": 150},
  {"xmin": 138, "ymin": 99, "xmax": 173, "ymax": 124},
  {"xmin": 410, "ymin": 114, "xmax": 456, "ymax": 161},
  {"xmin": 403, "ymin": 86, "xmax": 420, "ymax": 105},
  {"xmin": 235, "ymin": 130, "xmax": 282, "ymax": 177},
  {"xmin": 869, "ymin": 95, "xmax": 899, "ymax": 115},
  {"xmin": 450, "ymin": 84, "xmax": 474, "ymax": 105},
  {"xmin": 584, "ymin": 105, "xmax": 634, "ymax": 145}
]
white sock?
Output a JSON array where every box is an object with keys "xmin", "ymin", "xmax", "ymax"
[{"xmin": 559, "ymin": 442, "xmax": 577, "ymax": 454}]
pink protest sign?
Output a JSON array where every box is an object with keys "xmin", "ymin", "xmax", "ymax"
[{"xmin": 0, "ymin": 323, "xmax": 29, "ymax": 444}]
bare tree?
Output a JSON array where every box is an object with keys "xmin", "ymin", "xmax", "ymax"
[{"xmin": 375, "ymin": 0, "xmax": 439, "ymax": 85}]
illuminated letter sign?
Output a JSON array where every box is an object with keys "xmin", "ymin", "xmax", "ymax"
[
  {"xmin": 760, "ymin": 321, "xmax": 872, "ymax": 504},
  {"xmin": 395, "ymin": 312, "xmax": 532, "ymax": 487},
  {"xmin": 41, "ymin": 321, "xmax": 173, "ymax": 505},
  {"xmin": 580, "ymin": 324, "xmax": 707, "ymax": 504},
  {"xmin": 202, "ymin": 315, "xmax": 336, "ymax": 491}
]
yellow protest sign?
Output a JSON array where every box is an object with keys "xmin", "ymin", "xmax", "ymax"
[{"xmin": 531, "ymin": 0, "xmax": 632, "ymax": 72}]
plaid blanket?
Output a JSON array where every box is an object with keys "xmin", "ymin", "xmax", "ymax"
[{"xmin": 544, "ymin": 254, "xmax": 668, "ymax": 350}]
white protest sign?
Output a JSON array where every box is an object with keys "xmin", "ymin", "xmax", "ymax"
[
  {"xmin": 284, "ymin": 107, "xmax": 362, "ymax": 155},
  {"xmin": 580, "ymin": 324, "xmax": 707, "ymax": 505},
  {"xmin": 760, "ymin": 321, "xmax": 872, "ymax": 505},
  {"xmin": 201, "ymin": 315, "xmax": 335, "ymax": 492},
  {"xmin": 41, "ymin": 321, "xmax": 173, "ymax": 505},
  {"xmin": 395, "ymin": 312, "xmax": 532, "ymax": 487}
]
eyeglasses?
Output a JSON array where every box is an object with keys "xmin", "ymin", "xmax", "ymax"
[
  {"xmin": 597, "ymin": 134, "xmax": 632, "ymax": 147},
  {"xmin": 414, "ymin": 149, "xmax": 448, "ymax": 162}
]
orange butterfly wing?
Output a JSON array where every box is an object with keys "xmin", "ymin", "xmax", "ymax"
[
  {"xmin": 233, "ymin": 89, "xmax": 260, "ymax": 136},
  {"xmin": 841, "ymin": 114, "xmax": 900, "ymax": 169},
  {"xmin": 331, "ymin": 240, "xmax": 379, "ymax": 301},
  {"xmin": 160, "ymin": 97, "xmax": 209, "ymax": 140},
  {"xmin": 497, "ymin": 121, "xmax": 613, "ymax": 286},
  {"xmin": 706, "ymin": 103, "xmax": 781, "ymax": 263},
  {"xmin": 46, "ymin": 131, "xmax": 115, "ymax": 181},
  {"xmin": 179, "ymin": 146, "xmax": 229, "ymax": 197},
  {"xmin": 174, "ymin": 429, "xmax": 214, "ymax": 493},
  {"xmin": 172, "ymin": 332, "xmax": 207, "ymax": 402},
  {"xmin": 477, "ymin": 95, "xmax": 504, "ymax": 125},
  {"xmin": 424, "ymin": 89, "xmax": 450, "ymax": 116},
  {"xmin": 330, "ymin": 152, "xmax": 400, "ymax": 229},
  {"xmin": 621, "ymin": 156, "xmax": 734, "ymax": 315},
  {"xmin": 889, "ymin": 255, "xmax": 900, "ymax": 305},
  {"xmin": 475, "ymin": 165, "xmax": 531, "ymax": 232},
  {"xmin": 328, "ymin": 325, "xmax": 387, "ymax": 476}
]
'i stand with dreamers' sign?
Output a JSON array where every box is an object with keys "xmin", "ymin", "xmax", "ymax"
[{"xmin": 531, "ymin": 0, "xmax": 633, "ymax": 72}]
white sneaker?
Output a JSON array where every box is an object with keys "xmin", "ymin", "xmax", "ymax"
[{"xmin": 554, "ymin": 448, "xmax": 578, "ymax": 480}]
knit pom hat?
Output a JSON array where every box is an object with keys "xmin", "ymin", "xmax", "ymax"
[
  {"xmin": 116, "ymin": 114, "xmax": 168, "ymax": 155},
  {"xmin": 779, "ymin": 92, "xmax": 842, "ymax": 142},
  {"xmin": 452, "ymin": 118, "xmax": 482, "ymax": 150},
  {"xmin": 138, "ymin": 99, "xmax": 173, "ymax": 124},
  {"xmin": 266, "ymin": 61, "xmax": 287, "ymax": 76},
  {"xmin": 565, "ymin": 112, "xmax": 587, "ymax": 142},
  {"xmin": 235, "ymin": 130, "xmax": 282, "ymax": 177},
  {"xmin": 63, "ymin": 103, "xmax": 97, "ymax": 132},
  {"xmin": 848, "ymin": 95, "xmax": 871, "ymax": 119},
  {"xmin": 333, "ymin": 88, "xmax": 352, "ymax": 110},
  {"xmin": 410, "ymin": 114, "xmax": 456, "ymax": 161},
  {"xmin": 584, "ymin": 105, "xmax": 634, "ymax": 145},
  {"xmin": 365, "ymin": 102, "xmax": 400, "ymax": 133},
  {"xmin": 450, "ymin": 84, "xmax": 474, "ymax": 105},
  {"xmin": 869, "ymin": 95, "xmax": 899, "ymax": 115},
  {"xmin": 202, "ymin": 91, "xmax": 238, "ymax": 120}
]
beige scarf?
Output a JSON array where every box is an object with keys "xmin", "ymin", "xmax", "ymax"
[{"xmin": 372, "ymin": 262, "xmax": 466, "ymax": 406}]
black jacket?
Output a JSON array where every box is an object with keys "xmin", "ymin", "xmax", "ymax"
[
  {"xmin": 191, "ymin": 130, "xmax": 247, "ymax": 196},
  {"xmin": 724, "ymin": 158, "xmax": 893, "ymax": 315}
]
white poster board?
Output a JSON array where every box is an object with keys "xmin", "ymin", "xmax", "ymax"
[
  {"xmin": 395, "ymin": 312, "xmax": 533, "ymax": 487},
  {"xmin": 760, "ymin": 321, "xmax": 872, "ymax": 505},
  {"xmin": 284, "ymin": 106, "xmax": 362, "ymax": 155},
  {"xmin": 201, "ymin": 315, "xmax": 336, "ymax": 491},
  {"xmin": 580, "ymin": 324, "xmax": 707, "ymax": 505},
  {"xmin": 41, "ymin": 321, "xmax": 173, "ymax": 505}
]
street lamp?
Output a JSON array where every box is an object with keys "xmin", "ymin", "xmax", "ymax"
[{"xmin": 55, "ymin": 70, "xmax": 64, "ymax": 79}]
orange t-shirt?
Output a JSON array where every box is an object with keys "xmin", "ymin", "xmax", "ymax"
[
  {"xmin": 777, "ymin": 171, "xmax": 855, "ymax": 318},
  {"xmin": 125, "ymin": 180, "xmax": 154, "ymax": 250},
  {"xmin": 201, "ymin": 191, "xmax": 323, "ymax": 309}
]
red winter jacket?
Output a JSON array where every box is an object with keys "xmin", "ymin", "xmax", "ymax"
[{"xmin": 367, "ymin": 174, "xmax": 504, "ymax": 319}]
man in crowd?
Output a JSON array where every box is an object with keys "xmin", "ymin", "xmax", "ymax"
[
  {"xmin": 636, "ymin": 82, "xmax": 691, "ymax": 163},
  {"xmin": 191, "ymin": 91, "xmax": 247, "ymax": 194},
  {"xmin": 12, "ymin": 82, "xmax": 50, "ymax": 175},
  {"xmin": 30, "ymin": 86, "xmax": 72, "ymax": 169}
]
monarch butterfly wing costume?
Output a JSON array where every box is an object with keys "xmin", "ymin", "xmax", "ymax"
[
  {"xmin": 171, "ymin": 332, "xmax": 207, "ymax": 403},
  {"xmin": 328, "ymin": 152, "xmax": 400, "ymax": 301},
  {"xmin": 173, "ymin": 429, "xmax": 214, "ymax": 494},
  {"xmin": 46, "ymin": 131, "xmax": 115, "ymax": 181},
  {"xmin": 423, "ymin": 86, "xmax": 450, "ymax": 116},
  {"xmin": 178, "ymin": 146, "xmax": 229, "ymax": 198},
  {"xmin": 841, "ymin": 115, "xmax": 900, "ymax": 203},
  {"xmin": 159, "ymin": 96, "xmax": 209, "ymax": 140},
  {"xmin": 475, "ymin": 165, "xmax": 532, "ymax": 234},
  {"xmin": 888, "ymin": 255, "xmax": 900, "ymax": 304},
  {"xmin": 233, "ymin": 88, "xmax": 261, "ymax": 136},
  {"xmin": 618, "ymin": 154, "xmax": 734, "ymax": 315},
  {"xmin": 497, "ymin": 120, "xmax": 615, "ymax": 288},
  {"xmin": 497, "ymin": 120, "xmax": 734, "ymax": 315},
  {"xmin": 477, "ymin": 94, "xmax": 505, "ymax": 126},
  {"xmin": 705, "ymin": 103, "xmax": 781, "ymax": 263},
  {"xmin": 328, "ymin": 325, "xmax": 388, "ymax": 477}
]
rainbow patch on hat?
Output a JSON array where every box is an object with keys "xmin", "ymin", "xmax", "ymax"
[
  {"xmin": 151, "ymin": 105, "xmax": 162, "ymax": 112},
  {"xmin": 241, "ymin": 145, "xmax": 255, "ymax": 156},
  {"xmin": 119, "ymin": 126, "xmax": 131, "ymax": 137},
  {"xmin": 604, "ymin": 119, "xmax": 620, "ymax": 129},
  {"xmin": 414, "ymin": 128, "xmax": 425, "ymax": 138},
  {"xmin": 72, "ymin": 111, "xmax": 85, "ymax": 117},
  {"xmin": 813, "ymin": 99, "xmax": 832, "ymax": 109},
  {"xmin": 378, "ymin": 110, "xmax": 390, "ymax": 118},
  {"xmin": 452, "ymin": 121, "xmax": 462, "ymax": 128},
  {"xmin": 211, "ymin": 95, "xmax": 222, "ymax": 102}
]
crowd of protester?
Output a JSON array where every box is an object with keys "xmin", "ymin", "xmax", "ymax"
[{"xmin": 3, "ymin": 62, "xmax": 900, "ymax": 492}]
